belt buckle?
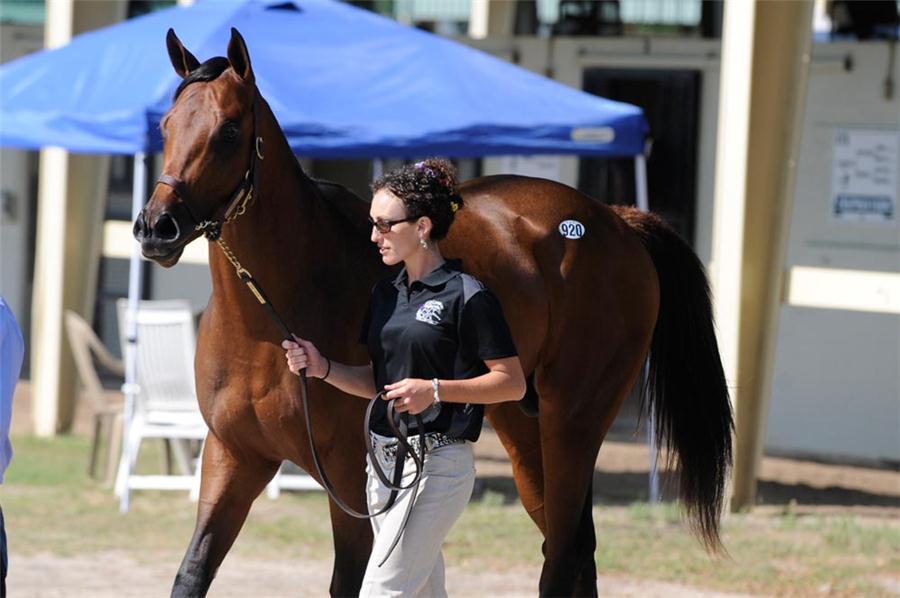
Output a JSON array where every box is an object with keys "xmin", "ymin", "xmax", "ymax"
[
  {"xmin": 408, "ymin": 436, "xmax": 420, "ymax": 460},
  {"xmin": 376, "ymin": 438, "xmax": 395, "ymax": 464}
]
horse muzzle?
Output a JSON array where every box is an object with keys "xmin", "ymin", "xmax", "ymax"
[{"xmin": 134, "ymin": 208, "xmax": 191, "ymax": 267}]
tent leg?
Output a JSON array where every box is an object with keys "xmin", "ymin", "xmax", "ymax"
[
  {"xmin": 120, "ymin": 151, "xmax": 147, "ymax": 513},
  {"xmin": 634, "ymin": 154, "xmax": 658, "ymax": 503},
  {"xmin": 634, "ymin": 154, "xmax": 649, "ymax": 212}
]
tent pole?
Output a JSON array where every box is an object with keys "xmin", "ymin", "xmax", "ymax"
[
  {"xmin": 117, "ymin": 151, "xmax": 147, "ymax": 513},
  {"xmin": 634, "ymin": 154, "xmax": 658, "ymax": 504},
  {"xmin": 634, "ymin": 154, "xmax": 649, "ymax": 212}
]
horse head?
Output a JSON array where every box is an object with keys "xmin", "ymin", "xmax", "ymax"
[{"xmin": 134, "ymin": 28, "xmax": 262, "ymax": 267}]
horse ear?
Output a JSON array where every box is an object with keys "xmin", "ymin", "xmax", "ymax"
[
  {"xmin": 166, "ymin": 28, "xmax": 200, "ymax": 79},
  {"xmin": 227, "ymin": 28, "xmax": 255, "ymax": 85}
]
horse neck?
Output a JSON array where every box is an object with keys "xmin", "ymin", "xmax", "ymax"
[{"xmin": 206, "ymin": 109, "xmax": 342, "ymax": 333}]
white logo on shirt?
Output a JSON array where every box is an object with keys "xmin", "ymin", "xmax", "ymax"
[{"xmin": 415, "ymin": 300, "xmax": 444, "ymax": 325}]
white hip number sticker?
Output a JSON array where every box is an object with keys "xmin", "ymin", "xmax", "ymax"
[{"xmin": 559, "ymin": 220, "xmax": 585, "ymax": 239}]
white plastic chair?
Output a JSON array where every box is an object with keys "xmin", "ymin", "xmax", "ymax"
[
  {"xmin": 64, "ymin": 310, "xmax": 125, "ymax": 485},
  {"xmin": 114, "ymin": 299, "xmax": 208, "ymax": 508}
]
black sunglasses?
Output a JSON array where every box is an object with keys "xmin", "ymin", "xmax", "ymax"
[{"xmin": 368, "ymin": 216, "xmax": 416, "ymax": 234}]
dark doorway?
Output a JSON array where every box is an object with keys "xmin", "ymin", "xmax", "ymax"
[
  {"xmin": 579, "ymin": 68, "xmax": 701, "ymax": 245},
  {"xmin": 580, "ymin": 68, "xmax": 702, "ymax": 436}
]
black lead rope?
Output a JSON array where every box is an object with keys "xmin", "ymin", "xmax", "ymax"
[{"xmin": 237, "ymin": 267, "xmax": 428, "ymax": 566}]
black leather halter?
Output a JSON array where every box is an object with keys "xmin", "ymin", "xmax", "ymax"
[{"xmin": 157, "ymin": 87, "xmax": 426, "ymax": 566}]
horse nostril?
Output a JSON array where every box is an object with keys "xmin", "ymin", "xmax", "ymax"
[
  {"xmin": 133, "ymin": 212, "xmax": 146, "ymax": 240},
  {"xmin": 154, "ymin": 212, "xmax": 180, "ymax": 241}
]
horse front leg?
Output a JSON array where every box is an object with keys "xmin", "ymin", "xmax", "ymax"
[
  {"xmin": 172, "ymin": 432, "xmax": 278, "ymax": 597},
  {"xmin": 305, "ymin": 422, "xmax": 373, "ymax": 597},
  {"xmin": 326, "ymin": 497, "xmax": 374, "ymax": 597}
]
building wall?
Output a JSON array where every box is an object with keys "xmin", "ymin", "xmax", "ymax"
[
  {"xmin": 766, "ymin": 41, "xmax": 900, "ymax": 463},
  {"xmin": 0, "ymin": 23, "xmax": 43, "ymax": 370},
  {"xmin": 468, "ymin": 36, "xmax": 722, "ymax": 264}
]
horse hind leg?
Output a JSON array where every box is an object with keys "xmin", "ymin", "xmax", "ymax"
[
  {"xmin": 172, "ymin": 433, "xmax": 279, "ymax": 597},
  {"xmin": 535, "ymin": 348, "xmax": 645, "ymax": 597},
  {"xmin": 487, "ymin": 401, "xmax": 546, "ymax": 533},
  {"xmin": 572, "ymin": 477, "xmax": 598, "ymax": 597}
]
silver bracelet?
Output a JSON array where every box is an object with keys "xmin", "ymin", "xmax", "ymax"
[{"xmin": 431, "ymin": 378, "xmax": 441, "ymax": 406}]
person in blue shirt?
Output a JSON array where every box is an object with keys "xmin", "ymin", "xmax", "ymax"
[{"xmin": 0, "ymin": 297, "xmax": 24, "ymax": 597}]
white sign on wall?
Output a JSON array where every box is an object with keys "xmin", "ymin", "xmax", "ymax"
[{"xmin": 831, "ymin": 128, "xmax": 898, "ymax": 224}]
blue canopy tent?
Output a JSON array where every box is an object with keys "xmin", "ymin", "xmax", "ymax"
[
  {"xmin": 0, "ymin": 0, "xmax": 654, "ymax": 510},
  {"xmin": 0, "ymin": 0, "xmax": 647, "ymax": 157}
]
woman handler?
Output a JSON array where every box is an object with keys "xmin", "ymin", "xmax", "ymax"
[{"xmin": 283, "ymin": 158, "xmax": 526, "ymax": 597}]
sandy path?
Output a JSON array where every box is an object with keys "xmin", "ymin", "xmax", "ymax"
[{"xmin": 10, "ymin": 552, "xmax": 760, "ymax": 597}]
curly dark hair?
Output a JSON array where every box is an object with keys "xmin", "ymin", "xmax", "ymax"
[{"xmin": 371, "ymin": 158, "xmax": 465, "ymax": 241}]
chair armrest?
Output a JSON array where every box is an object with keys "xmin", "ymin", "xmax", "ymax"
[{"xmin": 89, "ymin": 332, "xmax": 125, "ymax": 377}]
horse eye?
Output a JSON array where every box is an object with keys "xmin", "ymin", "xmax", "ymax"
[{"xmin": 221, "ymin": 121, "xmax": 239, "ymax": 142}]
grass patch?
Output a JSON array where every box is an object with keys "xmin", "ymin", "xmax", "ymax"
[{"xmin": 3, "ymin": 434, "xmax": 898, "ymax": 596}]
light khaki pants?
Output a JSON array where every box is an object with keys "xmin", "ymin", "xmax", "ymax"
[{"xmin": 360, "ymin": 434, "xmax": 476, "ymax": 597}]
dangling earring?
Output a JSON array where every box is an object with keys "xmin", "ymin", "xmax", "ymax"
[{"xmin": 419, "ymin": 237, "xmax": 429, "ymax": 250}]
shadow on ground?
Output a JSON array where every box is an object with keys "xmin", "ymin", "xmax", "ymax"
[{"xmin": 472, "ymin": 460, "xmax": 900, "ymax": 510}]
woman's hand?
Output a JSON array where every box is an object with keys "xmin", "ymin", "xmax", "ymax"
[
  {"xmin": 383, "ymin": 378, "xmax": 434, "ymax": 415},
  {"xmin": 281, "ymin": 335, "xmax": 328, "ymax": 379}
]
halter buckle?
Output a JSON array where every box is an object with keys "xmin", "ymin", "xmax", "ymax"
[
  {"xmin": 255, "ymin": 136, "xmax": 265, "ymax": 160},
  {"xmin": 195, "ymin": 220, "xmax": 222, "ymax": 241}
]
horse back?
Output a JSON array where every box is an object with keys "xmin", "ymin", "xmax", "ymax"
[{"xmin": 442, "ymin": 175, "xmax": 657, "ymax": 375}]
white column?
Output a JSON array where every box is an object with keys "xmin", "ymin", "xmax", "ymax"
[
  {"xmin": 730, "ymin": 1, "xmax": 814, "ymax": 512},
  {"xmin": 709, "ymin": 0, "xmax": 756, "ymax": 408},
  {"xmin": 710, "ymin": 0, "xmax": 814, "ymax": 511},
  {"xmin": 31, "ymin": 149, "xmax": 70, "ymax": 436},
  {"xmin": 708, "ymin": 0, "xmax": 755, "ymax": 513},
  {"xmin": 30, "ymin": 0, "xmax": 125, "ymax": 435},
  {"xmin": 31, "ymin": 0, "xmax": 75, "ymax": 436},
  {"xmin": 468, "ymin": 0, "xmax": 516, "ymax": 39}
]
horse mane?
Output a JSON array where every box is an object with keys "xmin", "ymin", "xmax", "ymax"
[
  {"xmin": 308, "ymin": 177, "xmax": 371, "ymax": 237},
  {"xmin": 174, "ymin": 57, "xmax": 230, "ymax": 100},
  {"xmin": 169, "ymin": 57, "xmax": 371, "ymax": 238}
]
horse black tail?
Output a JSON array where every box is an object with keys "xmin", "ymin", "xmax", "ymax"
[{"xmin": 614, "ymin": 206, "xmax": 734, "ymax": 552}]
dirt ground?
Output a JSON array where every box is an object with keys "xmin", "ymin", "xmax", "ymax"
[
  {"xmin": 12, "ymin": 552, "xmax": 763, "ymax": 598},
  {"xmin": 8, "ymin": 382, "xmax": 899, "ymax": 596},
  {"xmin": 473, "ymin": 418, "xmax": 899, "ymax": 518}
]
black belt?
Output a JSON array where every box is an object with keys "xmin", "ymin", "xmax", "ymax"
[{"xmin": 372, "ymin": 431, "xmax": 463, "ymax": 463}]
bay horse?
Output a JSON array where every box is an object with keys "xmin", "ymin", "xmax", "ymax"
[{"xmin": 134, "ymin": 28, "xmax": 733, "ymax": 597}]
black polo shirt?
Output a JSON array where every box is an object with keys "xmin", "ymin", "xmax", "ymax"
[{"xmin": 360, "ymin": 260, "xmax": 518, "ymax": 441}]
